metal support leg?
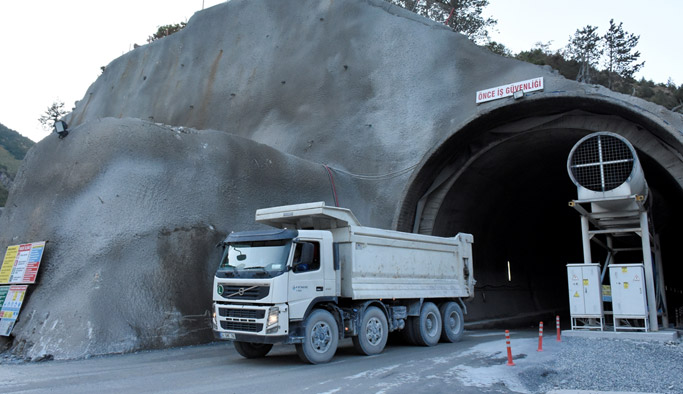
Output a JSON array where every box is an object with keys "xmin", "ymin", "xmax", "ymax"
[
  {"xmin": 581, "ymin": 216, "xmax": 591, "ymax": 264},
  {"xmin": 654, "ymin": 233, "xmax": 669, "ymax": 328},
  {"xmin": 640, "ymin": 212, "xmax": 658, "ymax": 331}
]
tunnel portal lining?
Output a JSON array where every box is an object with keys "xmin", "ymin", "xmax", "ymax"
[
  {"xmin": 398, "ymin": 99, "xmax": 683, "ymax": 236},
  {"xmin": 395, "ymin": 97, "xmax": 683, "ymax": 324}
]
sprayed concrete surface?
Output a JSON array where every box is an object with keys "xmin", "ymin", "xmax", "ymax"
[
  {"xmin": 0, "ymin": 118, "xmax": 347, "ymax": 359},
  {"xmin": 1, "ymin": 0, "xmax": 683, "ymax": 360}
]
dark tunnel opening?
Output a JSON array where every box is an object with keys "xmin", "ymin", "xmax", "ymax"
[
  {"xmin": 431, "ymin": 129, "xmax": 586, "ymax": 322},
  {"xmin": 399, "ymin": 101, "xmax": 683, "ymax": 328}
]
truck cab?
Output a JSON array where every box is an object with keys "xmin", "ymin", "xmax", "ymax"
[{"xmin": 213, "ymin": 227, "xmax": 337, "ymax": 340}]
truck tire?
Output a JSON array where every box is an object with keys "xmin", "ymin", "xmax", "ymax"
[
  {"xmin": 352, "ymin": 306, "xmax": 388, "ymax": 355},
  {"xmin": 295, "ymin": 309, "xmax": 339, "ymax": 364},
  {"xmin": 439, "ymin": 301, "xmax": 464, "ymax": 343},
  {"xmin": 401, "ymin": 317, "xmax": 418, "ymax": 345},
  {"xmin": 233, "ymin": 342, "xmax": 273, "ymax": 358},
  {"xmin": 412, "ymin": 302, "xmax": 442, "ymax": 347}
]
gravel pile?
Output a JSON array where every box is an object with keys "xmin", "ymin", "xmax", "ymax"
[{"xmin": 518, "ymin": 336, "xmax": 683, "ymax": 393}]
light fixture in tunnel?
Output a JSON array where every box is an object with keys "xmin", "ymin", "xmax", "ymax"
[
  {"xmin": 507, "ymin": 260, "xmax": 511, "ymax": 282},
  {"xmin": 513, "ymin": 90, "xmax": 524, "ymax": 100}
]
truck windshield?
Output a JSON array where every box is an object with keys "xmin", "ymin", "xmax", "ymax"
[{"xmin": 216, "ymin": 239, "xmax": 291, "ymax": 278}]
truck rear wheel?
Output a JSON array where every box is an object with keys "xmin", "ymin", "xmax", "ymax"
[
  {"xmin": 439, "ymin": 302, "xmax": 464, "ymax": 343},
  {"xmin": 233, "ymin": 341, "xmax": 273, "ymax": 358},
  {"xmin": 352, "ymin": 306, "xmax": 388, "ymax": 355},
  {"xmin": 412, "ymin": 302, "xmax": 442, "ymax": 346},
  {"xmin": 295, "ymin": 309, "xmax": 339, "ymax": 364},
  {"xmin": 401, "ymin": 317, "xmax": 418, "ymax": 345}
]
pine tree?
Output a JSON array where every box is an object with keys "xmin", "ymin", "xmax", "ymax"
[
  {"xmin": 566, "ymin": 25, "xmax": 601, "ymax": 84},
  {"xmin": 603, "ymin": 19, "xmax": 644, "ymax": 89},
  {"xmin": 387, "ymin": 0, "xmax": 496, "ymax": 43},
  {"xmin": 38, "ymin": 100, "xmax": 68, "ymax": 131}
]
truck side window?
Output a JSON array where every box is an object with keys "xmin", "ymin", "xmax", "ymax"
[{"xmin": 293, "ymin": 241, "xmax": 320, "ymax": 273}]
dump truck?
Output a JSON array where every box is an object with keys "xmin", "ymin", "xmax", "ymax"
[{"xmin": 211, "ymin": 202, "xmax": 474, "ymax": 363}]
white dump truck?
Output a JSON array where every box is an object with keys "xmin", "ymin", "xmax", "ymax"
[{"xmin": 211, "ymin": 202, "xmax": 474, "ymax": 363}]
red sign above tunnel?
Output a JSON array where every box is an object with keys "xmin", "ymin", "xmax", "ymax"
[{"xmin": 476, "ymin": 77, "xmax": 544, "ymax": 104}]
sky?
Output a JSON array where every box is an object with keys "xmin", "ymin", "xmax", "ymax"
[{"xmin": 0, "ymin": 0, "xmax": 681, "ymax": 142}]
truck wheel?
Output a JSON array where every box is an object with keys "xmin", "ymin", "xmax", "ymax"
[
  {"xmin": 439, "ymin": 301, "xmax": 464, "ymax": 343},
  {"xmin": 401, "ymin": 317, "xmax": 418, "ymax": 345},
  {"xmin": 295, "ymin": 309, "xmax": 339, "ymax": 364},
  {"xmin": 412, "ymin": 302, "xmax": 442, "ymax": 347},
  {"xmin": 233, "ymin": 341, "xmax": 273, "ymax": 358},
  {"xmin": 352, "ymin": 306, "xmax": 388, "ymax": 355}
]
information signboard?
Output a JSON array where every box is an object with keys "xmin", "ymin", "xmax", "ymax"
[
  {"xmin": 0, "ymin": 284, "xmax": 28, "ymax": 336},
  {"xmin": 0, "ymin": 241, "xmax": 46, "ymax": 284},
  {"xmin": 475, "ymin": 77, "xmax": 544, "ymax": 104}
]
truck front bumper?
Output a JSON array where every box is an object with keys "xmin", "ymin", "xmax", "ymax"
[
  {"xmin": 212, "ymin": 302, "xmax": 289, "ymax": 340},
  {"xmin": 212, "ymin": 331, "xmax": 290, "ymax": 344}
]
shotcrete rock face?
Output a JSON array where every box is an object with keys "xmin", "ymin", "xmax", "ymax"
[
  {"xmin": 0, "ymin": 119, "xmax": 339, "ymax": 359},
  {"xmin": 1, "ymin": 0, "xmax": 682, "ymax": 359}
]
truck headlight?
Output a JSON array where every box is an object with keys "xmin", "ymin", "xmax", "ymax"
[{"xmin": 267, "ymin": 306, "xmax": 280, "ymax": 333}]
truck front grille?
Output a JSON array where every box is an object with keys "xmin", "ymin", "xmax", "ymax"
[
  {"xmin": 220, "ymin": 321, "xmax": 263, "ymax": 332},
  {"xmin": 218, "ymin": 308, "xmax": 265, "ymax": 319},
  {"xmin": 220, "ymin": 285, "xmax": 270, "ymax": 300}
]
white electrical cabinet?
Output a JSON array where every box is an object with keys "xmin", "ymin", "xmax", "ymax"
[
  {"xmin": 609, "ymin": 264, "xmax": 648, "ymax": 331},
  {"xmin": 567, "ymin": 263, "xmax": 604, "ymax": 330}
]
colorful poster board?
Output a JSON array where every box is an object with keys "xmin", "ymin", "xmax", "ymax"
[
  {"xmin": 0, "ymin": 241, "xmax": 46, "ymax": 284},
  {"xmin": 0, "ymin": 285, "xmax": 28, "ymax": 336}
]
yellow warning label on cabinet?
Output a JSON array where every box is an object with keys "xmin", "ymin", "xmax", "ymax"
[
  {"xmin": 574, "ymin": 291, "xmax": 580, "ymax": 297},
  {"xmin": 583, "ymin": 279, "xmax": 589, "ymax": 286},
  {"xmin": 624, "ymin": 282, "xmax": 629, "ymax": 289},
  {"xmin": 622, "ymin": 267, "xmax": 628, "ymax": 273}
]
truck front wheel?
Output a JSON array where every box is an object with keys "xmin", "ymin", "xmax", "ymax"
[
  {"xmin": 439, "ymin": 301, "xmax": 464, "ymax": 343},
  {"xmin": 295, "ymin": 309, "xmax": 339, "ymax": 364},
  {"xmin": 352, "ymin": 306, "xmax": 388, "ymax": 355},
  {"xmin": 233, "ymin": 341, "xmax": 273, "ymax": 358},
  {"xmin": 412, "ymin": 302, "xmax": 442, "ymax": 346}
]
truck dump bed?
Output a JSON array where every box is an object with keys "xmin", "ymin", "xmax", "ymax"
[
  {"xmin": 331, "ymin": 226, "xmax": 473, "ymax": 300},
  {"xmin": 256, "ymin": 202, "xmax": 474, "ymax": 301}
]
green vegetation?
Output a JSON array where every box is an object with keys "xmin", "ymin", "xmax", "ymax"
[
  {"xmin": 387, "ymin": 0, "xmax": 496, "ymax": 43},
  {"xmin": 38, "ymin": 100, "xmax": 68, "ymax": 131},
  {"xmin": 513, "ymin": 44, "xmax": 682, "ymax": 112},
  {"xmin": 386, "ymin": 0, "xmax": 682, "ymax": 113},
  {"xmin": 147, "ymin": 22, "xmax": 187, "ymax": 43},
  {"xmin": 0, "ymin": 122, "xmax": 35, "ymax": 206}
]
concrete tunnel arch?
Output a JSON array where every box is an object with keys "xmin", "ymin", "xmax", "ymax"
[{"xmin": 395, "ymin": 95, "xmax": 683, "ymax": 325}]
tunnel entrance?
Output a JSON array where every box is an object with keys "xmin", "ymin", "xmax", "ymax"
[{"xmin": 398, "ymin": 99, "xmax": 683, "ymax": 327}]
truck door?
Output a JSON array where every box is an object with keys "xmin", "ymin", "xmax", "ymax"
[{"xmin": 288, "ymin": 240, "xmax": 325, "ymax": 320}]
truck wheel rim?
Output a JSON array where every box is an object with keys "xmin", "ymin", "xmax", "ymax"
[
  {"xmin": 447, "ymin": 312, "xmax": 460, "ymax": 331},
  {"xmin": 366, "ymin": 317, "xmax": 382, "ymax": 345},
  {"xmin": 311, "ymin": 322, "xmax": 332, "ymax": 353},
  {"xmin": 425, "ymin": 312, "xmax": 438, "ymax": 336}
]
